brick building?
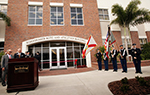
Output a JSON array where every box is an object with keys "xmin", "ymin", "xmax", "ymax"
[
  {"xmin": 0, "ymin": 0, "xmax": 102, "ymax": 69},
  {"xmin": 0, "ymin": 0, "xmax": 150, "ymax": 70}
]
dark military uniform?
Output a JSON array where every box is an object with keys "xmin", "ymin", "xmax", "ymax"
[
  {"xmin": 96, "ymin": 52, "xmax": 102, "ymax": 70},
  {"xmin": 110, "ymin": 49, "xmax": 118, "ymax": 71},
  {"xmin": 131, "ymin": 48, "xmax": 142, "ymax": 73}
]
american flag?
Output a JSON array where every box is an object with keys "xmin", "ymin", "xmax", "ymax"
[{"xmin": 104, "ymin": 26, "xmax": 116, "ymax": 58}]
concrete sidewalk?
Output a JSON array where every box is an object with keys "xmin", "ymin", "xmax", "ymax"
[{"xmin": 0, "ymin": 66, "xmax": 150, "ymax": 95}]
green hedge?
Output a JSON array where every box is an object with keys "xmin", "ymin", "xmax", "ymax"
[{"xmin": 141, "ymin": 42, "xmax": 150, "ymax": 60}]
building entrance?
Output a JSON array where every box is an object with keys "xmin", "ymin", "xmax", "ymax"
[{"xmin": 50, "ymin": 47, "xmax": 67, "ymax": 69}]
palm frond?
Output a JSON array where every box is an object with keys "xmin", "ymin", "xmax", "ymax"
[
  {"xmin": 111, "ymin": 4, "xmax": 126, "ymax": 26},
  {"xmin": 125, "ymin": 0, "xmax": 141, "ymax": 26},
  {"xmin": 131, "ymin": 15, "xmax": 150, "ymax": 26},
  {"xmin": 0, "ymin": 12, "xmax": 11, "ymax": 26}
]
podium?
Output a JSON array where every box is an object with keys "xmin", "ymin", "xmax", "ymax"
[{"xmin": 7, "ymin": 58, "xmax": 39, "ymax": 92}]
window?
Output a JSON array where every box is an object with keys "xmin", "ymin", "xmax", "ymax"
[
  {"xmin": 0, "ymin": 42, "xmax": 4, "ymax": 52},
  {"xmin": 0, "ymin": 5, "xmax": 7, "ymax": 15},
  {"xmin": 139, "ymin": 38, "xmax": 147, "ymax": 49},
  {"xmin": 102, "ymin": 39, "xmax": 106, "ymax": 45},
  {"xmin": 28, "ymin": 6, "xmax": 43, "ymax": 25},
  {"xmin": 98, "ymin": 9, "xmax": 109, "ymax": 20},
  {"xmin": 50, "ymin": 7, "xmax": 64, "ymax": 25},
  {"xmin": 71, "ymin": 7, "xmax": 83, "ymax": 25}
]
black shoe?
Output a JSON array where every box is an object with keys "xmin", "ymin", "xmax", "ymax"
[
  {"xmin": 135, "ymin": 72, "xmax": 138, "ymax": 74},
  {"xmin": 2, "ymin": 83, "xmax": 6, "ymax": 86},
  {"xmin": 113, "ymin": 70, "xmax": 117, "ymax": 72},
  {"xmin": 139, "ymin": 72, "xmax": 143, "ymax": 74},
  {"xmin": 105, "ymin": 69, "xmax": 108, "ymax": 71},
  {"xmin": 125, "ymin": 71, "xmax": 127, "ymax": 73},
  {"xmin": 98, "ymin": 69, "xmax": 102, "ymax": 71},
  {"xmin": 122, "ymin": 71, "xmax": 125, "ymax": 73}
]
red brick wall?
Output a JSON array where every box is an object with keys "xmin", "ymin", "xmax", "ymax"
[
  {"xmin": 146, "ymin": 31, "xmax": 150, "ymax": 42},
  {"xmin": 130, "ymin": 31, "xmax": 140, "ymax": 48},
  {"xmin": 5, "ymin": 0, "xmax": 102, "ymax": 62},
  {"xmin": 112, "ymin": 31, "xmax": 122, "ymax": 50}
]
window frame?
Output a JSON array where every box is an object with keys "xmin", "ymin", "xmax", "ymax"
[
  {"xmin": 0, "ymin": 4, "xmax": 7, "ymax": 15},
  {"xmin": 28, "ymin": 6, "xmax": 43, "ymax": 26},
  {"xmin": 50, "ymin": 6, "xmax": 64, "ymax": 26},
  {"xmin": 98, "ymin": 8, "xmax": 109, "ymax": 21},
  {"xmin": 70, "ymin": 7, "xmax": 84, "ymax": 26}
]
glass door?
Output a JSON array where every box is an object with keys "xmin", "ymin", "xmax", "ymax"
[{"xmin": 50, "ymin": 47, "xmax": 67, "ymax": 69}]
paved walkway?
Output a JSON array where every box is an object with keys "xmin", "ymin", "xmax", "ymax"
[{"xmin": 0, "ymin": 66, "xmax": 150, "ymax": 95}]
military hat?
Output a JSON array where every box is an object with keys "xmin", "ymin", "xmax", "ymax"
[
  {"xmin": 120, "ymin": 45, "xmax": 123, "ymax": 47},
  {"xmin": 132, "ymin": 43, "xmax": 136, "ymax": 46}
]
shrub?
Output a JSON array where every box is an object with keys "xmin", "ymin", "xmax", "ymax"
[
  {"xmin": 95, "ymin": 46, "xmax": 105, "ymax": 60},
  {"xmin": 135, "ymin": 76, "xmax": 149, "ymax": 86},
  {"xmin": 121, "ymin": 77, "xmax": 128, "ymax": 84},
  {"xmin": 141, "ymin": 42, "xmax": 150, "ymax": 60},
  {"xmin": 120, "ymin": 84, "xmax": 130, "ymax": 93},
  {"xmin": 0, "ymin": 51, "xmax": 4, "ymax": 62}
]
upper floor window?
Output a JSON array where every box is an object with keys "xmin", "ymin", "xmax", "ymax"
[
  {"xmin": 50, "ymin": 7, "xmax": 64, "ymax": 25},
  {"xmin": 98, "ymin": 9, "xmax": 109, "ymax": 20},
  {"xmin": 28, "ymin": 6, "xmax": 43, "ymax": 25},
  {"xmin": 0, "ymin": 5, "xmax": 7, "ymax": 15},
  {"xmin": 70, "ymin": 7, "xmax": 83, "ymax": 25}
]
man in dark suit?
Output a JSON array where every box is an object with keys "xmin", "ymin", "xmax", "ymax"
[
  {"xmin": 96, "ymin": 49, "xmax": 102, "ymax": 70},
  {"xmin": 110, "ymin": 46, "xmax": 118, "ymax": 72},
  {"xmin": 14, "ymin": 48, "xmax": 25, "ymax": 58},
  {"xmin": 131, "ymin": 43, "xmax": 142, "ymax": 74},
  {"xmin": 25, "ymin": 51, "xmax": 31, "ymax": 58},
  {"xmin": 1, "ymin": 49, "xmax": 13, "ymax": 86},
  {"xmin": 119, "ymin": 45, "xmax": 127, "ymax": 73}
]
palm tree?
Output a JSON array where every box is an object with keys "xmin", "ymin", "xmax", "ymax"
[
  {"xmin": 110, "ymin": 0, "xmax": 150, "ymax": 60},
  {"xmin": 0, "ymin": 12, "xmax": 11, "ymax": 26}
]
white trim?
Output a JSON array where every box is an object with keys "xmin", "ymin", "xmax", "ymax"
[
  {"xmin": 50, "ymin": 3, "xmax": 63, "ymax": 6},
  {"xmin": 27, "ymin": 25, "xmax": 42, "ymax": 26},
  {"xmin": 121, "ymin": 36, "xmax": 130, "ymax": 39},
  {"xmin": 0, "ymin": 2, "xmax": 7, "ymax": 4},
  {"xmin": 139, "ymin": 36, "xmax": 147, "ymax": 38},
  {"xmin": 70, "ymin": 4, "xmax": 83, "ymax": 7},
  {"xmin": 98, "ymin": 7, "xmax": 109, "ymax": 9},
  {"xmin": 0, "ymin": 38, "xmax": 5, "ymax": 41},
  {"xmin": 102, "ymin": 36, "xmax": 106, "ymax": 39},
  {"xmin": 99, "ymin": 20, "xmax": 110, "ymax": 22},
  {"xmin": 28, "ymin": 1, "xmax": 43, "ymax": 6}
]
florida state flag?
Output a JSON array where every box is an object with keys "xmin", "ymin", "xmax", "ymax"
[{"xmin": 82, "ymin": 35, "xmax": 97, "ymax": 58}]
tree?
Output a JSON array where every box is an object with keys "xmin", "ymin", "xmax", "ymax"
[
  {"xmin": 0, "ymin": 12, "xmax": 11, "ymax": 26},
  {"xmin": 110, "ymin": 0, "xmax": 150, "ymax": 60}
]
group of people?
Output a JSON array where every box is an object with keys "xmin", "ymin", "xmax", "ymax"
[
  {"xmin": 1, "ymin": 48, "xmax": 41, "ymax": 86},
  {"xmin": 96, "ymin": 43, "xmax": 142, "ymax": 74}
]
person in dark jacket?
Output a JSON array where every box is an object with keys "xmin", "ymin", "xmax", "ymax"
[
  {"xmin": 103, "ymin": 50, "xmax": 108, "ymax": 71},
  {"xmin": 25, "ymin": 51, "xmax": 31, "ymax": 58},
  {"xmin": 110, "ymin": 46, "xmax": 118, "ymax": 72},
  {"xmin": 34, "ymin": 52, "xmax": 42, "ymax": 71},
  {"xmin": 119, "ymin": 45, "xmax": 127, "ymax": 73},
  {"xmin": 96, "ymin": 49, "xmax": 102, "ymax": 70},
  {"xmin": 14, "ymin": 48, "xmax": 25, "ymax": 58},
  {"xmin": 131, "ymin": 43, "xmax": 142, "ymax": 74}
]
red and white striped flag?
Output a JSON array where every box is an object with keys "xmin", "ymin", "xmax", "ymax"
[
  {"xmin": 104, "ymin": 26, "xmax": 116, "ymax": 58},
  {"xmin": 82, "ymin": 35, "xmax": 97, "ymax": 58}
]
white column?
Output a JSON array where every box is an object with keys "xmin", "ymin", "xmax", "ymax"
[{"xmin": 86, "ymin": 52, "xmax": 91, "ymax": 67}]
